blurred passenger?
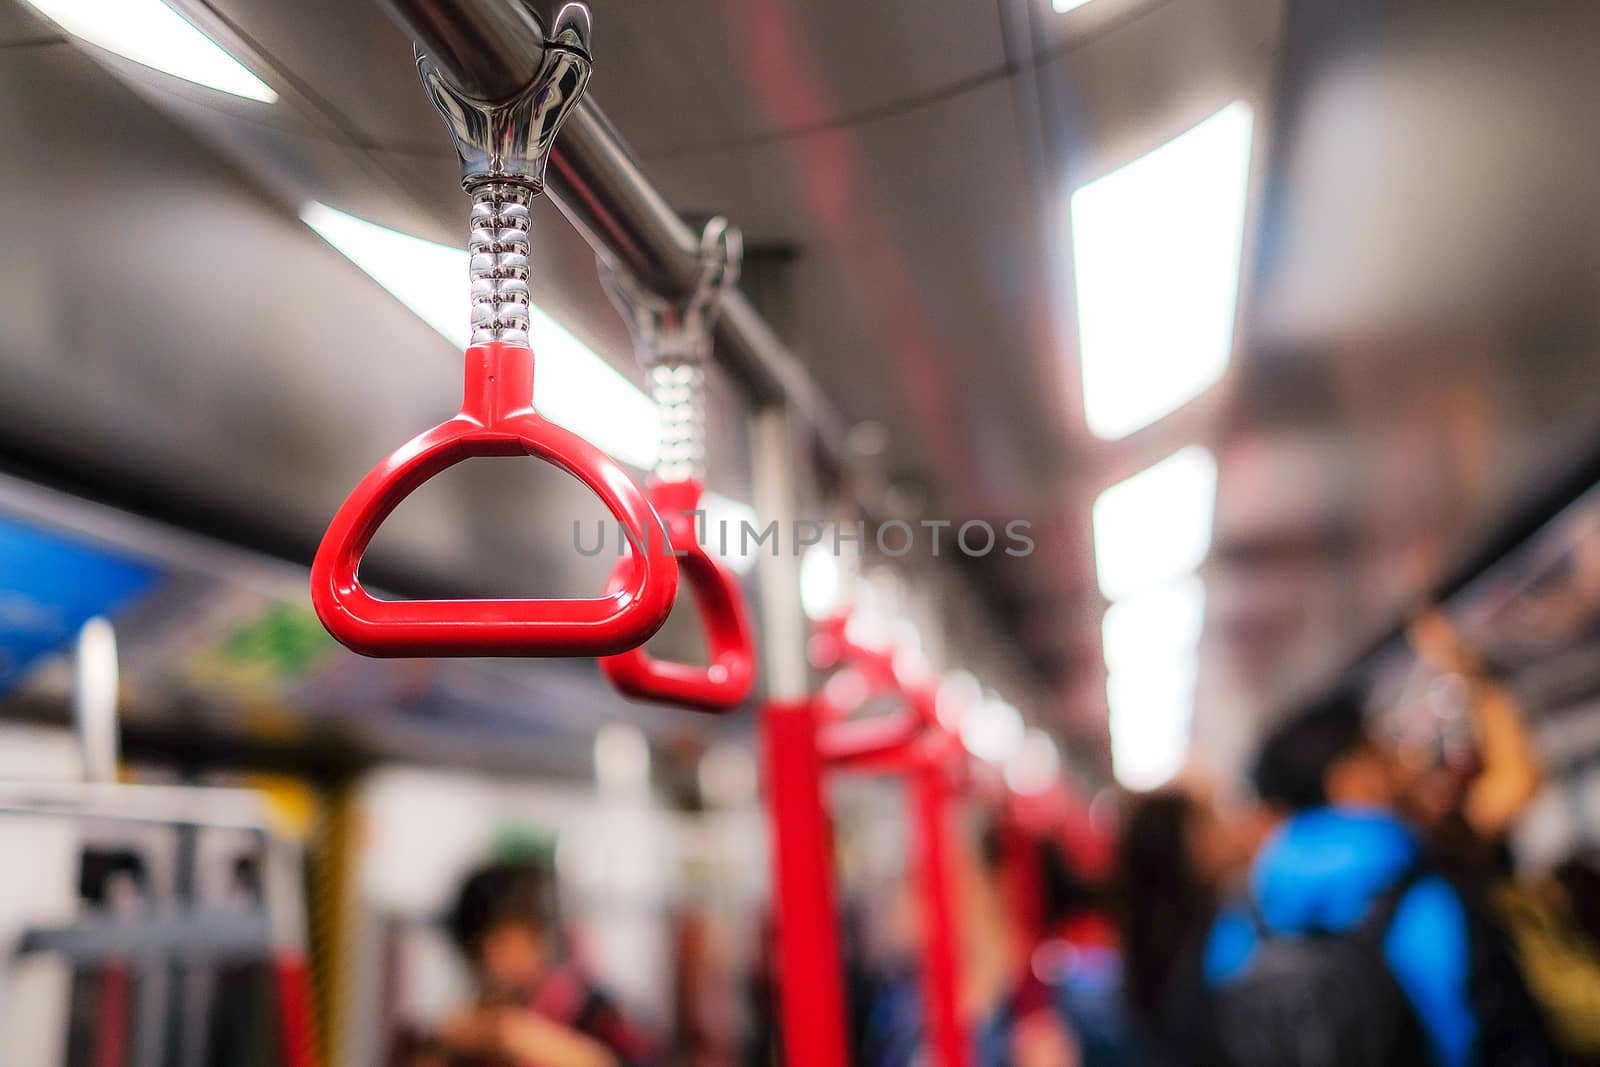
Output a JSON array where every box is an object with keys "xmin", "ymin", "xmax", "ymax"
[
  {"xmin": 1403, "ymin": 612, "xmax": 1600, "ymax": 1061},
  {"xmin": 1202, "ymin": 680, "xmax": 1556, "ymax": 1067},
  {"xmin": 966, "ymin": 822, "xmax": 1081, "ymax": 1067},
  {"xmin": 1554, "ymin": 853, "xmax": 1600, "ymax": 948},
  {"xmin": 738, "ymin": 913, "xmax": 778, "ymax": 1067},
  {"xmin": 1113, "ymin": 789, "xmax": 1237, "ymax": 1067},
  {"xmin": 402, "ymin": 861, "xmax": 653, "ymax": 1067},
  {"xmin": 1400, "ymin": 610, "xmax": 1543, "ymax": 868},
  {"xmin": 855, "ymin": 880, "xmax": 924, "ymax": 1067},
  {"xmin": 1492, "ymin": 867, "xmax": 1600, "ymax": 1061},
  {"xmin": 1031, "ymin": 838, "xmax": 1133, "ymax": 1067},
  {"xmin": 858, "ymin": 822, "xmax": 1080, "ymax": 1066},
  {"xmin": 669, "ymin": 910, "xmax": 743, "ymax": 1067}
]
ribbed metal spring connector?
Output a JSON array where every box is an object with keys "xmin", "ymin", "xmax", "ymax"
[
  {"xmin": 468, "ymin": 182, "xmax": 532, "ymax": 346},
  {"xmin": 650, "ymin": 360, "xmax": 709, "ymax": 484}
]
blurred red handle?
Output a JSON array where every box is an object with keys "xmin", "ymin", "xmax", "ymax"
[{"xmin": 600, "ymin": 479, "xmax": 756, "ymax": 712}]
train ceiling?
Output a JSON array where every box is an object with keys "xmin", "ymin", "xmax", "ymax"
[{"xmin": 3, "ymin": 0, "xmax": 1600, "ymax": 775}]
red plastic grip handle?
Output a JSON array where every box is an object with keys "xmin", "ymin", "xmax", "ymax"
[
  {"xmin": 818, "ymin": 682, "xmax": 937, "ymax": 767},
  {"xmin": 599, "ymin": 479, "xmax": 757, "ymax": 712},
  {"xmin": 310, "ymin": 342, "xmax": 678, "ymax": 658}
]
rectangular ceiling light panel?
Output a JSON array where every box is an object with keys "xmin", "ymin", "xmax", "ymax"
[
  {"xmin": 1092, "ymin": 445, "xmax": 1217, "ymax": 601},
  {"xmin": 1071, "ymin": 102, "xmax": 1254, "ymax": 439},
  {"xmin": 1108, "ymin": 654, "xmax": 1197, "ymax": 791},
  {"xmin": 24, "ymin": 0, "xmax": 277, "ymax": 103},
  {"xmin": 1101, "ymin": 574, "xmax": 1205, "ymax": 673}
]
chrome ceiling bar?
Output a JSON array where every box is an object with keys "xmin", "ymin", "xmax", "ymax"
[{"xmin": 382, "ymin": 0, "xmax": 847, "ymax": 453}]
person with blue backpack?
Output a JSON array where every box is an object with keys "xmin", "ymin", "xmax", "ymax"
[{"xmin": 1199, "ymin": 678, "xmax": 1557, "ymax": 1067}]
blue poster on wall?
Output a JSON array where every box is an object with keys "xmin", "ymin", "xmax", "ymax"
[{"xmin": 0, "ymin": 515, "xmax": 163, "ymax": 693}]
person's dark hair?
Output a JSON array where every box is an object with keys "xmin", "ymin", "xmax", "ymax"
[
  {"xmin": 978, "ymin": 817, "xmax": 1005, "ymax": 872},
  {"xmin": 447, "ymin": 860, "xmax": 558, "ymax": 961},
  {"xmin": 1115, "ymin": 790, "xmax": 1213, "ymax": 1020},
  {"xmin": 1038, "ymin": 839, "xmax": 1103, "ymax": 924},
  {"xmin": 1252, "ymin": 678, "xmax": 1372, "ymax": 811}
]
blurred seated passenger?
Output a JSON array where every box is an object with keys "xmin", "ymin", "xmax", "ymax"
[
  {"xmin": 1202, "ymin": 680, "xmax": 1555, "ymax": 1067},
  {"xmin": 402, "ymin": 861, "xmax": 653, "ymax": 1067}
]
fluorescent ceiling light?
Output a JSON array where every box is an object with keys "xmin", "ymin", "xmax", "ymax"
[
  {"xmin": 961, "ymin": 697, "xmax": 1025, "ymax": 764},
  {"xmin": 892, "ymin": 643, "xmax": 931, "ymax": 690},
  {"xmin": 301, "ymin": 203, "xmax": 660, "ymax": 470},
  {"xmin": 1054, "ymin": 0, "xmax": 1098, "ymax": 10},
  {"xmin": 1102, "ymin": 575, "xmax": 1205, "ymax": 673},
  {"xmin": 1005, "ymin": 728, "xmax": 1061, "ymax": 795},
  {"xmin": 936, "ymin": 670, "xmax": 982, "ymax": 731},
  {"xmin": 1108, "ymin": 655, "xmax": 1196, "ymax": 791},
  {"xmin": 1093, "ymin": 445, "xmax": 1217, "ymax": 600},
  {"xmin": 842, "ymin": 568, "xmax": 904, "ymax": 654},
  {"xmin": 1071, "ymin": 102, "xmax": 1253, "ymax": 439},
  {"xmin": 800, "ymin": 542, "xmax": 841, "ymax": 620},
  {"xmin": 24, "ymin": 0, "xmax": 277, "ymax": 103}
]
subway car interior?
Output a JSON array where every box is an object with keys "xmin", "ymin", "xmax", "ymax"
[{"xmin": 3, "ymin": 0, "xmax": 1600, "ymax": 1064}]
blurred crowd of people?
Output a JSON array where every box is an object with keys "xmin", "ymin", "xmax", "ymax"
[
  {"xmin": 393, "ymin": 615, "xmax": 1600, "ymax": 1067},
  {"xmin": 1107, "ymin": 611, "xmax": 1600, "ymax": 1067}
]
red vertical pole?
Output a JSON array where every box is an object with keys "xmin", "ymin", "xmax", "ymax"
[
  {"xmin": 913, "ymin": 758, "xmax": 970, "ymax": 1067},
  {"xmin": 93, "ymin": 962, "xmax": 132, "ymax": 1067},
  {"xmin": 275, "ymin": 953, "xmax": 322, "ymax": 1067},
  {"xmin": 762, "ymin": 699, "xmax": 851, "ymax": 1067},
  {"xmin": 1001, "ymin": 816, "xmax": 1044, "ymax": 955}
]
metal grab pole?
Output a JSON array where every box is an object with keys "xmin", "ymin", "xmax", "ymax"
[
  {"xmin": 762, "ymin": 699, "xmax": 852, "ymax": 1067},
  {"xmin": 913, "ymin": 757, "xmax": 970, "ymax": 1067},
  {"xmin": 378, "ymin": 0, "xmax": 849, "ymax": 445}
]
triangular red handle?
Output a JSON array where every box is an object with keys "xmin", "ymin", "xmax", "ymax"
[
  {"xmin": 809, "ymin": 609, "xmax": 939, "ymax": 767},
  {"xmin": 599, "ymin": 479, "xmax": 757, "ymax": 712},
  {"xmin": 310, "ymin": 342, "xmax": 679, "ymax": 658},
  {"xmin": 817, "ymin": 678, "xmax": 938, "ymax": 770}
]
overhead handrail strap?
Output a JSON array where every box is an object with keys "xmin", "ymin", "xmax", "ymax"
[
  {"xmin": 311, "ymin": 5, "xmax": 679, "ymax": 658},
  {"xmin": 818, "ymin": 682, "xmax": 937, "ymax": 768},
  {"xmin": 812, "ymin": 611, "xmax": 938, "ymax": 763},
  {"xmin": 599, "ymin": 219, "xmax": 757, "ymax": 711}
]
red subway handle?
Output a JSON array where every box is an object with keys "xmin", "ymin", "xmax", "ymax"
[
  {"xmin": 600, "ymin": 479, "xmax": 756, "ymax": 712},
  {"xmin": 311, "ymin": 342, "xmax": 679, "ymax": 657},
  {"xmin": 816, "ymin": 674, "xmax": 938, "ymax": 766},
  {"xmin": 817, "ymin": 708, "xmax": 924, "ymax": 767}
]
